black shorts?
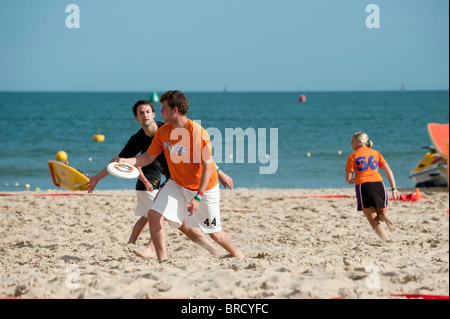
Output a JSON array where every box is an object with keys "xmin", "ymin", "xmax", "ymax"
[{"xmin": 355, "ymin": 182, "xmax": 388, "ymax": 211}]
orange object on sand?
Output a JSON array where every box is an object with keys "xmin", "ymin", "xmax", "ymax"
[
  {"xmin": 397, "ymin": 188, "xmax": 425, "ymax": 202},
  {"xmin": 415, "ymin": 188, "xmax": 423, "ymax": 201}
]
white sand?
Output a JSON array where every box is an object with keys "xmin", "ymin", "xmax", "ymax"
[{"xmin": 0, "ymin": 188, "xmax": 448, "ymax": 299}]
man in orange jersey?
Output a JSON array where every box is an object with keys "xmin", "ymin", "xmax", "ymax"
[
  {"xmin": 120, "ymin": 91, "xmax": 244, "ymax": 260},
  {"xmin": 86, "ymin": 100, "xmax": 234, "ymax": 259}
]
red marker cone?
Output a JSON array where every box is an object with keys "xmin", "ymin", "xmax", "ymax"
[{"xmin": 415, "ymin": 188, "xmax": 422, "ymax": 201}]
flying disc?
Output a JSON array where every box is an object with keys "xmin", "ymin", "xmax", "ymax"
[{"xmin": 107, "ymin": 162, "xmax": 139, "ymax": 179}]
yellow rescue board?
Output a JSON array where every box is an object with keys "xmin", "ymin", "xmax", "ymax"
[{"xmin": 48, "ymin": 160, "xmax": 89, "ymax": 191}]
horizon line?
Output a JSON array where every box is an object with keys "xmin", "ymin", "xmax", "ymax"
[{"xmin": 0, "ymin": 89, "xmax": 448, "ymax": 94}]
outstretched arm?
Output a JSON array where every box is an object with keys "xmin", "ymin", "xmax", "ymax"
[
  {"xmin": 85, "ymin": 156, "xmax": 119, "ymax": 193},
  {"xmin": 119, "ymin": 152, "xmax": 156, "ymax": 168}
]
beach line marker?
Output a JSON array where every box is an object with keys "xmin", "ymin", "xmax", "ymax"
[
  {"xmin": 266, "ymin": 195, "xmax": 355, "ymax": 200},
  {"xmin": 289, "ymin": 195, "xmax": 355, "ymax": 199},
  {"xmin": 388, "ymin": 294, "xmax": 449, "ymax": 299},
  {"xmin": 334, "ymin": 294, "xmax": 449, "ymax": 300},
  {"xmin": 0, "ymin": 193, "xmax": 111, "ymax": 197}
]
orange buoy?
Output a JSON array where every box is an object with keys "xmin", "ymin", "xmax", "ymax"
[{"xmin": 299, "ymin": 94, "xmax": 307, "ymax": 102}]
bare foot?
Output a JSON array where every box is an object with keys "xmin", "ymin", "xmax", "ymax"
[
  {"xmin": 132, "ymin": 246, "xmax": 156, "ymax": 259},
  {"xmin": 125, "ymin": 243, "xmax": 137, "ymax": 252},
  {"xmin": 233, "ymin": 250, "xmax": 245, "ymax": 259}
]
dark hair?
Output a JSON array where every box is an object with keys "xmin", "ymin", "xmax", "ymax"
[
  {"xmin": 159, "ymin": 90, "xmax": 189, "ymax": 115},
  {"xmin": 132, "ymin": 100, "xmax": 154, "ymax": 116},
  {"xmin": 133, "ymin": 100, "xmax": 155, "ymax": 116}
]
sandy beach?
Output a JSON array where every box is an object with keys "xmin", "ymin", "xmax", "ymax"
[{"xmin": 0, "ymin": 187, "xmax": 448, "ymax": 299}]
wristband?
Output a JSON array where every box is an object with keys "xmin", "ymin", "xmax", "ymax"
[
  {"xmin": 216, "ymin": 166, "xmax": 221, "ymax": 172},
  {"xmin": 392, "ymin": 188, "xmax": 397, "ymax": 191},
  {"xmin": 143, "ymin": 180, "xmax": 149, "ymax": 184},
  {"xmin": 194, "ymin": 191, "xmax": 203, "ymax": 202}
]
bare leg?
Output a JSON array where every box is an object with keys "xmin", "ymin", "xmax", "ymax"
[
  {"xmin": 209, "ymin": 230, "xmax": 244, "ymax": 258},
  {"xmin": 127, "ymin": 216, "xmax": 148, "ymax": 244},
  {"xmin": 178, "ymin": 219, "xmax": 221, "ymax": 257},
  {"xmin": 363, "ymin": 207, "xmax": 390, "ymax": 241},
  {"xmin": 148, "ymin": 209, "xmax": 168, "ymax": 261},
  {"xmin": 376, "ymin": 208, "xmax": 395, "ymax": 232}
]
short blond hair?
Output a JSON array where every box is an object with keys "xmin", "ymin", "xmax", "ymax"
[{"xmin": 352, "ymin": 132, "xmax": 373, "ymax": 148}]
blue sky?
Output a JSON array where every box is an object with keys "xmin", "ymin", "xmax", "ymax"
[{"xmin": 0, "ymin": 0, "xmax": 448, "ymax": 92}]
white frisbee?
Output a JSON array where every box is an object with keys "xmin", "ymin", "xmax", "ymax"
[{"xmin": 107, "ymin": 162, "xmax": 140, "ymax": 179}]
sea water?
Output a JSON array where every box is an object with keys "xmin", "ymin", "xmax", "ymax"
[{"xmin": 0, "ymin": 91, "xmax": 448, "ymax": 192}]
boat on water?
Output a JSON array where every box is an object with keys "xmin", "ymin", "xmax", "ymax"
[{"xmin": 409, "ymin": 123, "xmax": 448, "ymax": 187}]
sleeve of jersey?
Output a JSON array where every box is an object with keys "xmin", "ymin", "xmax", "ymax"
[
  {"xmin": 345, "ymin": 154, "xmax": 355, "ymax": 172},
  {"xmin": 147, "ymin": 129, "xmax": 163, "ymax": 157},
  {"xmin": 378, "ymin": 152, "xmax": 387, "ymax": 167}
]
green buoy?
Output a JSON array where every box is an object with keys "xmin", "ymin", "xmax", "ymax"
[{"xmin": 150, "ymin": 91, "xmax": 159, "ymax": 103}]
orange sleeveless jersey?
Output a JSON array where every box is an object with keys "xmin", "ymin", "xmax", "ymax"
[
  {"xmin": 345, "ymin": 147, "xmax": 386, "ymax": 186},
  {"xmin": 147, "ymin": 119, "xmax": 218, "ymax": 191}
]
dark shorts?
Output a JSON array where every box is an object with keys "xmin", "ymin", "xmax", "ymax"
[{"xmin": 355, "ymin": 182, "xmax": 388, "ymax": 211}]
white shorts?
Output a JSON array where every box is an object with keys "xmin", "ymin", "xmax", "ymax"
[
  {"xmin": 135, "ymin": 189, "xmax": 159, "ymax": 217},
  {"xmin": 150, "ymin": 179, "xmax": 222, "ymax": 234}
]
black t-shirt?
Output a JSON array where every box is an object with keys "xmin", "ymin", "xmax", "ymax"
[{"xmin": 118, "ymin": 121, "xmax": 169, "ymax": 191}]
